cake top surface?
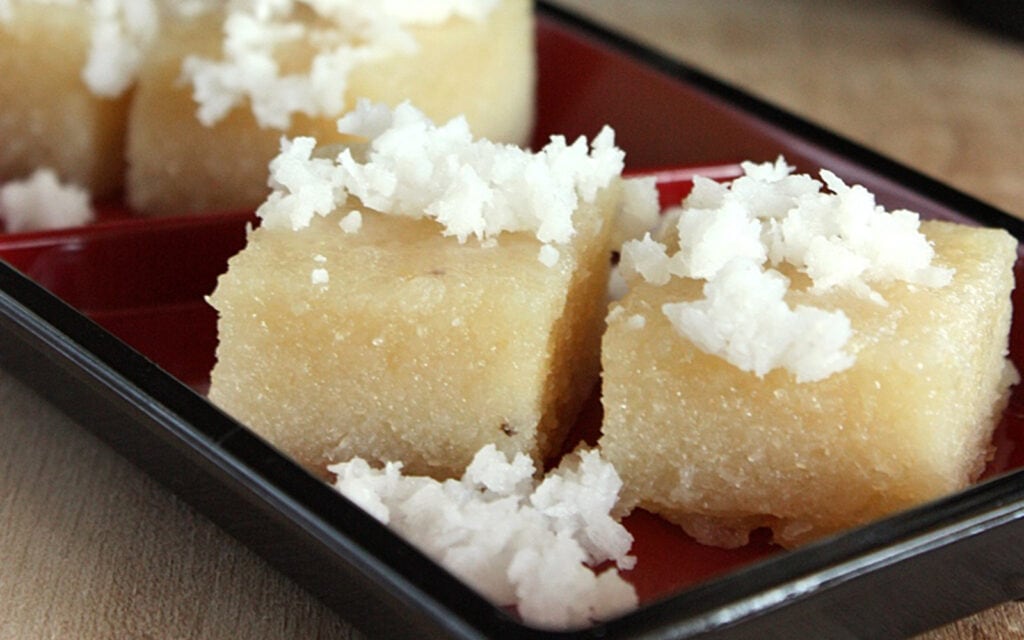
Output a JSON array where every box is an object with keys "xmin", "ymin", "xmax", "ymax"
[
  {"xmin": 0, "ymin": 168, "xmax": 95, "ymax": 233},
  {"xmin": 618, "ymin": 157, "xmax": 954, "ymax": 382},
  {"xmin": 181, "ymin": 0, "xmax": 502, "ymax": 129},
  {"xmin": 331, "ymin": 444, "xmax": 637, "ymax": 629},
  {"xmin": 257, "ymin": 100, "xmax": 657, "ymax": 265}
]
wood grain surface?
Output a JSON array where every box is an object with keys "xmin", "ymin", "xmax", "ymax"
[{"xmin": 2, "ymin": 1, "xmax": 1023, "ymax": 638}]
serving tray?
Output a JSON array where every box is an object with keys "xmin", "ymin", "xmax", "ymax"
[{"xmin": 3, "ymin": 3, "xmax": 1024, "ymax": 637}]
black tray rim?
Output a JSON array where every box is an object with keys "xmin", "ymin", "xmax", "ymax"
[{"xmin": 3, "ymin": 3, "xmax": 1024, "ymax": 639}]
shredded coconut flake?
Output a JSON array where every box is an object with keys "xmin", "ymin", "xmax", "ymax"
[
  {"xmin": 768, "ymin": 169, "xmax": 954, "ymax": 300},
  {"xmin": 0, "ymin": 169, "xmax": 95, "ymax": 232},
  {"xmin": 330, "ymin": 445, "xmax": 637, "ymax": 629},
  {"xmin": 662, "ymin": 259, "xmax": 855, "ymax": 383},
  {"xmin": 258, "ymin": 101, "xmax": 627, "ymax": 261},
  {"xmin": 338, "ymin": 210, "xmax": 362, "ymax": 233},
  {"xmin": 82, "ymin": 0, "xmax": 159, "ymax": 97},
  {"xmin": 619, "ymin": 233, "xmax": 674, "ymax": 286},
  {"xmin": 619, "ymin": 157, "xmax": 953, "ymax": 382},
  {"xmin": 625, "ymin": 314, "xmax": 646, "ymax": 330},
  {"xmin": 181, "ymin": 0, "xmax": 499, "ymax": 129},
  {"xmin": 611, "ymin": 175, "xmax": 660, "ymax": 248},
  {"xmin": 310, "ymin": 267, "xmax": 329, "ymax": 285},
  {"xmin": 538, "ymin": 244, "xmax": 560, "ymax": 267}
]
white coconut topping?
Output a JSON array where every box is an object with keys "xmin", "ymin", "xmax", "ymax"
[
  {"xmin": 619, "ymin": 157, "xmax": 953, "ymax": 382},
  {"xmin": 330, "ymin": 445, "xmax": 638, "ymax": 629},
  {"xmin": 538, "ymin": 244, "xmax": 561, "ymax": 268},
  {"xmin": 610, "ymin": 175, "xmax": 660, "ymax": 248},
  {"xmin": 81, "ymin": 0, "xmax": 159, "ymax": 97},
  {"xmin": 258, "ymin": 101, "xmax": 642, "ymax": 266},
  {"xmin": 0, "ymin": 169, "xmax": 95, "ymax": 233},
  {"xmin": 662, "ymin": 259, "xmax": 855, "ymax": 383},
  {"xmin": 181, "ymin": 0, "xmax": 500, "ymax": 129}
]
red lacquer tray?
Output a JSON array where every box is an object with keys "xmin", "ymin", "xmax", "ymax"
[{"xmin": 3, "ymin": 4, "xmax": 1024, "ymax": 638}]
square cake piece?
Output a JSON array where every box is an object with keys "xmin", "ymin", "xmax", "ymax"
[
  {"xmin": 210, "ymin": 199, "xmax": 613, "ymax": 479},
  {"xmin": 208, "ymin": 102, "xmax": 653, "ymax": 479},
  {"xmin": 599, "ymin": 161, "xmax": 1018, "ymax": 548},
  {"xmin": 126, "ymin": 0, "xmax": 535, "ymax": 216},
  {"xmin": 0, "ymin": 3, "xmax": 130, "ymax": 199}
]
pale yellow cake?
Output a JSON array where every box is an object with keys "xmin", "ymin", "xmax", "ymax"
[
  {"xmin": 209, "ymin": 189, "xmax": 617, "ymax": 478},
  {"xmin": 126, "ymin": 0, "xmax": 536, "ymax": 217},
  {"xmin": 206, "ymin": 102, "xmax": 648, "ymax": 479},
  {"xmin": 600, "ymin": 219, "xmax": 1018, "ymax": 548},
  {"xmin": 0, "ymin": 3, "xmax": 129, "ymax": 199}
]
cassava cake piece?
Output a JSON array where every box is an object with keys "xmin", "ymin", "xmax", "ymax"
[
  {"xmin": 599, "ymin": 158, "xmax": 1018, "ymax": 548},
  {"xmin": 208, "ymin": 101, "xmax": 658, "ymax": 479},
  {"xmin": 127, "ymin": 0, "xmax": 535, "ymax": 217},
  {"xmin": 0, "ymin": 0, "xmax": 151, "ymax": 198}
]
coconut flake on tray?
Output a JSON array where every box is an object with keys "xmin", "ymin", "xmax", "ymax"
[
  {"xmin": 181, "ymin": 0, "xmax": 501, "ymax": 129},
  {"xmin": 257, "ymin": 100, "xmax": 655, "ymax": 265},
  {"xmin": 331, "ymin": 445, "xmax": 637, "ymax": 629},
  {"xmin": 619, "ymin": 157, "xmax": 954, "ymax": 383},
  {"xmin": 0, "ymin": 168, "xmax": 95, "ymax": 233}
]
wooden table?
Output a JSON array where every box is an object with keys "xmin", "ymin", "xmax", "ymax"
[{"xmin": 2, "ymin": 1, "xmax": 1023, "ymax": 638}]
